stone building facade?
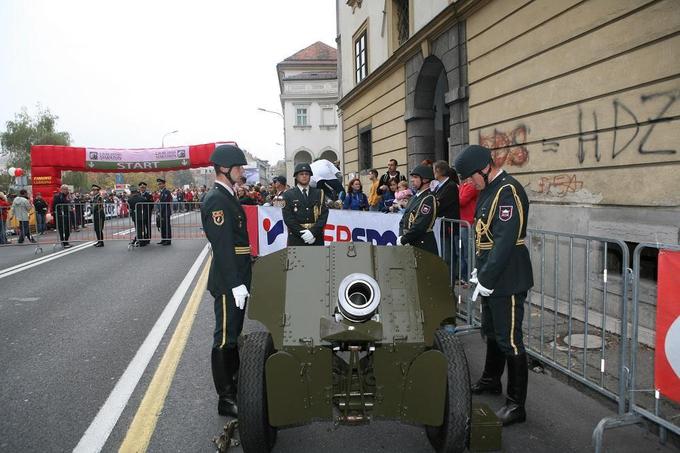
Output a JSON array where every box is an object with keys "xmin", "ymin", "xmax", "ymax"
[{"xmin": 277, "ymin": 42, "xmax": 341, "ymax": 183}]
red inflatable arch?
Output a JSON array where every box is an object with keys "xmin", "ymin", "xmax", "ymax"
[{"xmin": 30, "ymin": 142, "xmax": 235, "ymax": 198}]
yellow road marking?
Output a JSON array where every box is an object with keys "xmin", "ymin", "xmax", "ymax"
[{"xmin": 119, "ymin": 257, "xmax": 211, "ymax": 453}]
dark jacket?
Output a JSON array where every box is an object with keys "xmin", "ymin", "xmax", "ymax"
[
  {"xmin": 342, "ymin": 191, "xmax": 368, "ymax": 211},
  {"xmin": 34, "ymin": 198, "xmax": 48, "ymax": 214},
  {"xmin": 201, "ymin": 183, "xmax": 251, "ymax": 297},
  {"xmin": 475, "ymin": 171, "xmax": 533, "ymax": 296},
  {"xmin": 434, "ymin": 178, "xmax": 460, "ymax": 234},
  {"xmin": 282, "ymin": 186, "xmax": 329, "ymax": 246},
  {"xmin": 52, "ymin": 193, "xmax": 71, "ymax": 216}
]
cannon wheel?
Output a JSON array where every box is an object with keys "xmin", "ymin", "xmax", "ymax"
[
  {"xmin": 426, "ymin": 329, "xmax": 471, "ymax": 453},
  {"xmin": 237, "ymin": 331, "xmax": 277, "ymax": 452}
]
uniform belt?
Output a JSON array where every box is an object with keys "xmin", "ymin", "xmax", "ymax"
[
  {"xmin": 234, "ymin": 246, "xmax": 251, "ymax": 255},
  {"xmin": 477, "ymin": 239, "xmax": 525, "ymax": 251},
  {"xmin": 300, "ymin": 223, "xmax": 315, "ymax": 229}
]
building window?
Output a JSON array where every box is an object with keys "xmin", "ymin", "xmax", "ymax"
[
  {"xmin": 295, "ymin": 107, "xmax": 308, "ymax": 126},
  {"xmin": 358, "ymin": 127, "xmax": 372, "ymax": 171},
  {"xmin": 321, "ymin": 106, "xmax": 336, "ymax": 128},
  {"xmin": 355, "ymin": 30, "xmax": 368, "ymax": 83},
  {"xmin": 393, "ymin": 0, "xmax": 409, "ymax": 45}
]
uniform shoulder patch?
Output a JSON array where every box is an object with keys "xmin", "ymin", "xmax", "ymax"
[
  {"xmin": 420, "ymin": 204, "xmax": 431, "ymax": 215},
  {"xmin": 212, "ymin": 210, "xmax": 224, "ymax": 226},
  {"xmin": 499, "ymin": 205, "xmax": 513, "ymax": 221}
]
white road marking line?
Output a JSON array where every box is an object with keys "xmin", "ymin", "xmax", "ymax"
[
  {"xmin": 0, "ymin": 241, "xmax": 96, "ymax": 277},
  {"xmin": 112, "ymin": 212, "xmax": 194, "ymax": 237},
  {"xmin": 72, "ymin": 243, "xmax": 211, "ymax": 453}
]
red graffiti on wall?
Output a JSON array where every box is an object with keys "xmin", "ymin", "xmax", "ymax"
[
  {"xmin": 533, "ymin": 174, "xmax": 584, "ymax": 197},
  {"xmin": 478, "ymin": 125, "xmax": 529, "ymax": 167}
]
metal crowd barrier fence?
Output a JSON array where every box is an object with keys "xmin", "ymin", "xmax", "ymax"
[
  {"xmin": 593, "ymin": 242, "xmax": 680, "ymax": 452},
  {"xmin": 0, "ymin": 202, "xmax": 205, "ymax": 252},
  {"xmin": 438, "ymin": 218, "xmax": 476, "ymax": 326}
]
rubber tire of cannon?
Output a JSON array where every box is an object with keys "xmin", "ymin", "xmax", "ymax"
[
  {"xmin": 237, "ymin": 331, "xmax": 277, "ymax": 452},
  {"xmin": 425, "ymin": 330, "xmax": 472, "ymax": 453}
]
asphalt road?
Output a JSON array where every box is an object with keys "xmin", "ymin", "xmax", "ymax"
[{"xmin": 1, "ymin": 236, "xmax": 677, "ymax": 452}]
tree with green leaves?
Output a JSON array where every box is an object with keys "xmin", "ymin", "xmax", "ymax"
[{"xmin": 0, "ymin": 106, "xmax": 71, "ymax": 170}]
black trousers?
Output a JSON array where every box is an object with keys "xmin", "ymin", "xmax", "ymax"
[
  {"xmin": 481, "ymin": 292, "xmax": 527, "ymax": 356},
  {"xmin": 212, "ymin": 257, "xmax": 252, "ymax": 350},
  {"xmin": 160, "ymin": 212, "xmax": 172, "ymax": 241},
  {"xmin": 94, "ymin": 214, "xmax": 105, "ymax": 241},
  {"xmin": 141, "ymin": 214, "xmax": 151, "ymax": 242},
  {"xmin": 56, "ymin": 214, "xmax": 71, "ymax": 243}
]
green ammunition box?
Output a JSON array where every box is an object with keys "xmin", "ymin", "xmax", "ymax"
[{"xmin": 469, "ymin": 402, "xmax": 502, "ymax": 451}]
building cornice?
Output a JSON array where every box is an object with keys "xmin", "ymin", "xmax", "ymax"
[{"xmin": 337, "ymin": 0, "xmax": 485, "ymax": 109}]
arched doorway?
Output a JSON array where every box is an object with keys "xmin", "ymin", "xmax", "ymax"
[
  {"xmin": 406, "ymin": 55, "xmax": 449, "ymax": 168},
  {"xmin": 319, "ymin": 149, "xmax": 338, "ymax": 163},
  {"xmin": 294, "ymin": 149, "xmax": 313, "ymax": 166}
]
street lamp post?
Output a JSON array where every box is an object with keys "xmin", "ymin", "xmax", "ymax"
[
  {"xmin": 257, "ymin": 108, "xmax": 286, "ymax": 177},
  {"xmin": 161, "ymin": 129, "xmax": 179, "ymax": 148}
]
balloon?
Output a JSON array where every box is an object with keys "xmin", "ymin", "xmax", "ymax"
[
  {"xmin": 8, "ymin": 167, "xmax": 16, "ymax": 177},
  {"xmin": 14, "ymin": 168, "xmax": 24, "ymax": 177}
]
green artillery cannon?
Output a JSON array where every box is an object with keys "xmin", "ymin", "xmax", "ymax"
[{"xmin": 237, "ymin": 242, "xmax": 471, "ymax": 453}]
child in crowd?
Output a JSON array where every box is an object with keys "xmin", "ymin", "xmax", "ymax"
[{"xmin": 393, "ymin": 180, "xmax": 413, "ymax": 213}]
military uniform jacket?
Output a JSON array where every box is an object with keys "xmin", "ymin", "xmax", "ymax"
[
  {"xmin": 139, "ymin": 192, "xmax": 154, "ymax": 217},
  {"xmin": 399, "ymin": 190, "xmax": 438, "ymax": 254},
  {"xmin": 282, "ymin": 186, "xmax": 329, "ymax": 246},
  {"xmin": 159, "ymin": 188, "xmax": 173, "ymax": 216},
  {"xmin": 92, "ymin": 194, "xmax": 106, "ymax": 220},
  {"xmin": 474, "ymin": 171, "xmax": 533, "ymax": 297},
  {"xmin": 201, "ymin": 183, "xmax": 251, "ymax": 298}
]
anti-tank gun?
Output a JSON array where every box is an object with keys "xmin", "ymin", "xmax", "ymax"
[{"xmin": 237, "ymin": 242, "xmax": 471, "ymax": 453}]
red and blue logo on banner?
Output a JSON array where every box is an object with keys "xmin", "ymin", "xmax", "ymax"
[{"xmin": 655, "ymin": 249, "xmax": 680, "ymax": 404}]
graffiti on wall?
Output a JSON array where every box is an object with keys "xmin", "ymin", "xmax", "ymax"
[
  {"xmin": 532, "ymin": 174, "xmax": 583, "ymax": 197},
  {"xmin": 577, "ymin": 89, "xmax": 678, "ymax": 164},
  {"xmin": 477, "ymin": 125, "xmax": 530, "ymax": 167}
]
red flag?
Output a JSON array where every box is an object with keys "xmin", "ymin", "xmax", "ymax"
[
  {"xmin": 242, "ymin": 205, "xmax": 259, "ymax": 256},
  {"xmin": 655, "ymin": 249, "xmax": 680, "ymax": 403}
]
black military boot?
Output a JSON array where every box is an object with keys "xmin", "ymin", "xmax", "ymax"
[
  {"xmin": 471, "ymin": 339, "xmax": 505, "ymax": 394},
  {"xmin": 211, "ymin": 348, "xmax": 238, "ymax": 417},
  {"xmin": 496, "ymin": 353, "xmax": 528, "ymax": 426}
]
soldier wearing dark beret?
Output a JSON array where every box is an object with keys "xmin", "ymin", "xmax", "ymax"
[{"xmin": 454, "ymin": 144, "xmax": 533, "ymax": 426}]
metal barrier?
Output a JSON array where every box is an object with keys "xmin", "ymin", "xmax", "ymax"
[
  {"xmin": 1, "ymin": 202, "xmax": 205, "ymax": 252},
  {"xmin": 593, "ymin": 242, "xmax": 680, "ymax": 452},
  {"xmin": 439, "ymin": 218, "xmax": 476, "ymax": 326}
]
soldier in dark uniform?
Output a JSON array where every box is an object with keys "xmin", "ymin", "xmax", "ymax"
[
  {"xmin": 138, "ymin": 182, "xmax": 153, "ymax": 246},
  {"xmin": 397, "ymin": 165, "xmax": 438, "ymax": 254},
  {"xmin": 127, "ymin": 186, "xmax": 143, "ymax": 246},
  {"xmin": 52, "ymin": 185, "xmax": 72, "ymax": 248},
  {"xmin": 90, "ymin": 184, "xmax": 106, "ymax": 247},
  {"xmin": 282, "ymin": 163, "xmax": 329, "ymax": 246},
  {"xmin": 454, "ymin": 144, "xmax": 533, "ymax": 426},
  {"xmin": 200, "ymin": 144, "xmax": 252, "ymax": 418},
  {"xmin": 270, "ymin": 175, "xmax": 287, "ymax": 208},
  {"xmin": 156, "ymin": 178, "xmax": 173, "ymax": 245}
]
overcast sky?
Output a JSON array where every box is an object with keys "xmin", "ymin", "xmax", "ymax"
[{"xmin": 0, "ymin": 0, "xmax": 336, "ymax": 164}]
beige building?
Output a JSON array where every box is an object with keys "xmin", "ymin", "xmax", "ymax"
[{"xmin": 336, "ymin": 0, "xmax": 679, "ymax": 245}]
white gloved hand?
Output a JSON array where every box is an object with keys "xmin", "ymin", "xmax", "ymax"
[
  {"xmin": 396, "ymin": 235, "xmax": 403, "ymax": 246},
  {"xmin": 470, "ymin": 282, "xmax": 494, "ymax": 302},
  {"xmin": 469, "ymin": 268, "xmax": 478, "ymax": 284},
  {"xmin": 232, "ymin": 284, "xmax": 249, "ymax": 309},
  {"xmin": 300, "ymin": 229, "xmax": 315, "ymax": 244}
]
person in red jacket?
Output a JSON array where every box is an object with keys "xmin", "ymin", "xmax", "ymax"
[{"xmin": 458, "ymin": 179, "xmax": 479, "ymax": 283}]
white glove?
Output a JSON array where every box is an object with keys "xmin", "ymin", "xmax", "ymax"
[
  {"xmin": 469, "ymin": 268, "xmax": 478, "ymax": 284},
  {"xmin": 396, "ymin": 235, "xmax": 403, "ymax": 246},
  {"xmin": 471, "ymin": 282, "xmax": 494, "ymax": 301},
  {"xmin": 300, "ymin": 229, "xmax": 315, "ymax": 244},
  {"xmin": 232, "ymin": 284, "xmax": 249, "ymax": 310}
]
